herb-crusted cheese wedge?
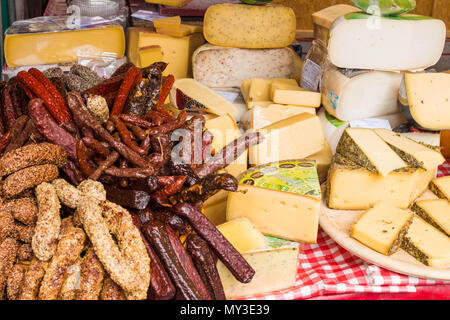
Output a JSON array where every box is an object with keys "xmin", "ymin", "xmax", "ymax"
[
  {"xmin": 401, "ymin": 216, "xmax": 450, "ymax": 267},
  {"xmin": 429, "ymin": 176, "xmax": 450, "ymax": 200},
  {"xmin": 411, "ymin": 199, "xmax": 450, "ymax": 237},
  {"xmin": 374, "ymin": 128, "xmax": 445, "ymax": 171},
  {"xmin": 351, "ymin": 202, "xmax": 413, "ymax": 255},
  {"xmin": 336, "ymin": 128, "xmax": 407, "ymax": 176}
]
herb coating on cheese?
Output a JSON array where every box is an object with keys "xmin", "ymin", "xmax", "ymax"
[{"xmin": 410, "ymin": 203, "xmax": 449, "ymax": 237}]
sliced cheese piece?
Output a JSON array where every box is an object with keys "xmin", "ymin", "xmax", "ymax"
[
  {"xmin": 203, "ymin": 4, "xmax": 296, "ymax": 49},
  {"xmin": 240, "ymin": 104, "xmax": 316, "ymax": 131},
  {"xmin": 138, "ymin": 45, "xmax": 163, "ymax": 68},
  {"xmin": 152, "ymin": 16, "xmax": 181, "ymax": 29},
  {"xmin": 271, "ymin": 84, "xmax": 321, "ymax": 107},
  {"xmin": 404, "ymin": 72, "xmax": 450, "ymax": 130},
  {"xmin": 374, "ymin": 128, "xmax": 445, "ymax": 171},
  {"xmin": 249, "ymin": 113, "xmax": 325, "ymax": 166},
  {"xmin": 244, "ymin": 78, "xmax": 298, "ymax": 103},
  {"xmin": 351, "ymin": 202, "xmax": 413, "ymax": 255},
  {"xmin": 401, "ymin": 132, "xmax": 441, "ymax": 147},
  {"xmin": 305, "ymin": 141, "xmax": 332, "ymax": 182},
  {"xmin": 169, "ymin": 78, "xmax": 240, "ymax": 119},
  {"xmin": 312, "ymin": 4, "xmax": 360, "ymax": 29},
  {"xmin": 205, "ymin": 114, "xmax": 247, "ymax": 177},
  {"xmin": 429, "ymin": 176, "xmax": 450, "ymax": 200},
  {"xmin": 246, "ymin": 101, "xmax": 273, "ymax": 110},
  {"xmin": 336, "ymin": 128, "xmax": 407, "ymax": 176},
  {"xmin": 217, "ymin": 218, "xmax": 267, "ymax": 253},
  {"xmin": 321, "ymin": 67, "xmax": 402, "ymax": 121},
  {"xmin": 127, "ymin": 27, "xmax": 204, "ymax": 78},
  {"xmin": 217, "ymin": 239, "xmax": 299, "ymax": 299},
  {"xmin": 227, "ymin": 160, "xmax": 321, "ymax": 243},
  {"xmin": 328, "ymin": 13, "xmax": 446, "ymax": 71},
  {"xmin": 5, "ymin": 25, "xmax": 125, "ymax": 67},
  {"xmin": 412, "ymin": 199, "xmax": 450, "ymax": 237},
  {"xmin": 193, "ymin": 44, "xmax": 302, "ymax": 88},
  {"xmin": 326, "ymin": 161, "xmax": 435, "ymax": 210},
  {"xmin": 145, "ymin": 0, "xmax": 191, "ymax": 7},
  {"xmin": 402, "ymin": 216, "xmax": 450, "ymax": 267}
]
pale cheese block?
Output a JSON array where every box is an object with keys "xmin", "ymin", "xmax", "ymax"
[
  {"xmin": 169, "ymin": 78, "xmax": 240, "ymax": 119},
  {"xmin": 203, "ymin": 198, "xmax": 227, "ymax": 226},
  {"xmin": 429, "ymin": 176, "xmax": 450, "ymax": 201},
  {"xmin": 249, "ymin": 113, "xmax": 325, "ymax": 166},
  {"xmin": 192, "ymin": 44, "xmax": 302, "ymax": 88},
  {"xmin": 336, "ymin": 128, "xmax": 407, "ymax": 177},
  {"xmin": 412, "ymin": 199, "xmax": 450, "ymax": 237},
  {"xmin": 321, "ymin": 67, "xmax": 402, "ymax": 121},
  {"xmin": 374, "ymin": 128, "xmax": 445, "ymax": 171},
  {"xmin": 217, "ymin": 240, "xmax": 299, "ymax": 299},
  {"xmin": 203, "ymin": 4, "xmax": 296, "ymax": 49},
  {"xmin": 241, "ymin": 78, "xmax": 298, "ymax": 104},
  {"xmin": 227, "ymin": 159, "xmax": 321, "ymax": 243},
  {"xmin": 402, "ymin": 216, "xmax": 450, "ymax": 267},
  {"xmin": 328, "ymin": 13, "xmax": 446, "ymax": 71},
  {"xmin": 271, "ymin": 84, "xmax": 321, "ymax": 107},
  {"xmin": 326, "ymin": 162, "xmax": 435, "ymax": 210},
  {"xmin": 351, "ymin": 202, "xmax": 413, "ymax": 255},
  {"xmin": 305, "ymin": 141, "xmax": 332, "ymax": 182},
  {"xmin": 401, "ymin": 132, "xmax": 441, "ymax": 147},
  {"xmin": 240, "ymin": 104, "xmax": 316, "ymax": 131},
  {"xmin": 217, "ymin": 218, "xmax": 267, "ymax": 253},
  {"xmin": 312, "ymin": 4, "xmax": 361, "ymax": 29},
  {"xmin": 404, "ymin": 72, "xmax": 450, "ymax": 130}
]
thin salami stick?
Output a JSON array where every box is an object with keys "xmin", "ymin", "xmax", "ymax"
[
  {"xmin": 118, "ymin": 159, "xmax": 129, "ymax": 188},
  {"xmin": 155, "ymin": 74, "xmax": 175, "ymax": 113},
  {"xmin": 172, "ymin": 203, "xmax": 255, "ymax": 283},
  {"xmin": 145, "ymin": 109, "xmax": 187, "ymax": 135},
  {"xmin": 130, "ymin": 125, "xmax": 147, "ymax": 141},
  {"xmin": 2, "ymin": 84, "xmax": 18, "ymax": 129},
  {"xmin": 0, "ymin": 132, "xmax": 12, "ymax": 155},
  {"xmin": 4, "ymin": 118, "xmax": 34, "ymax": 153},
  {"xmin": 104, "ymin": 167, "xmax": 154, "ymax": 179},
  {"xmin": 186, "ymin": 234, "xmax": 226, "ymax": 300},
  {"xmin": 76, "ymin": 140, "xmax": 95, "ymax": 177},
  {"xmin": 119, "ymin": 114, "xmax": 153, "ymax": 129},
  {"xmin": 111, "ymin": 116, "xmax": 146, "ymax": 155},
  {"xmin": 17, "ymin": 81, "xmax": 35, "ymax": 100},
  {"xmin": 83, "ymin": 73, "xmax": 125, "ymax": 97},
  {"xmin": 111, "ymin": 67, "xmax": 141, "ymax": 116},
  {"xmin": 82, "ymin": 136, "xmax": 111, "ymax": 158},
  {"xmin": 89, "ymin": 151, "xmax": 119, "ymax": 181}
]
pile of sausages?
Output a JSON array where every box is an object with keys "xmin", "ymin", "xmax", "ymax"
[{"xmin": 0, "ymin": 62, "xmax": 265, "ymax": 300}]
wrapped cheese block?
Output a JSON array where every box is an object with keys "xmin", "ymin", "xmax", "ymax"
[
  {"xmin": 321, "ymin": 66, "xmax": 403, "ymax": 121},
  {"xmin": 203, "ymin": 4, "xmax": 296, "ymax": 49},
  {"xmin": 192, "ymin": 44, "xmax": 302, "ymax": 88},
  {"xmin": 327, "ymin": 13, "xmax": 446, "ymax": 70}
]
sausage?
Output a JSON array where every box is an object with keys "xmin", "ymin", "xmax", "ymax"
[
  {"xmin": 4, "ymin": 118, "xmax": 35, "ymax": 153},
  {"xmin": 111, "ymin": 67, "xmax": 141, "ymax": 116},
  {"xmin": 0, "ymin": 142, "xmax": 67, "ymax": 177},
  {"xmin": 104, "ymin": 186, "xmax": 150, "ymax": 210},
  {"xmin": 6, "ymin": 263, "xmax": 26, "ymax": 300},
  {"xmin": 13, "ymin": 222, "xmax": 34, "ymax": 243},
  {"xmin": 172, "ymin": 203, "xmax": 255, "ymax": 283},
  {"xmin": 89, "ymin": 151, "xmax": 119, "ymax": 181},
  {"xmin": 0, "ymin": 237, "xmax": 19, "ymax": 299},
  {"xmin": 17, "ymin": 243, "xmax": 33, "ymax": 262},
  {"xmin": 104, "ymin": 167, "xmax": 154, "ymax": 179},
  {"xmin": 2, "ymin": 197, "xmax": 38, "ymax": 226},
  {"xmin": 100, "ymin": 275, "xmax": 125, "ymax": 300},
  {"xmin": 0, "ymin": 210, "xmax": 14, "ymax": 242},
  {"xmin": 2, "ymin": 83, "xmax": 19, "ymax": 129},
  {"xmin": 76, "ymin": 247, "xmax": 105, "ymax": 300},
  {"xmin": 0, "ymin": 132, "xmax": 12, "ymax": 156},
  {"xmin": 82, "ymin": 73, "xmax": 125, "ymax": 97},
  {"xmin": 58, "ymin": 258, "xmax": 82, "ymax": 300},
  {"xmin": 32, "ymin": 182, "xmax": 61, "ymax": 261},
  {"xmin": 17, "ymin": 257, "xmax": 47, "ymax": 300}
]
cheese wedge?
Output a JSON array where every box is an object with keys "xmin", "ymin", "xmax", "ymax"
[
  {"xmin": 374, "ymin": 129, "xmax": 444, "ymax": 171},
  {"xmin": 306, "ymin": 141, "xmax": 332, "ymax": 182},
  {"xmin": 429, "ymin": 176, "xmax": 450, "ymax": 201},
  {"xmin": 326, "ymin": 161, "xmax": 435, "ymax": 210},
  {"xmin": 351, "ymin": 202, "xmax": 413, "ymax": 255},
  {"xmin": 328, "ymin": 13, "xmax": 446, "ymax": 71},
  {"xmin": 242, "ymin": 78, "xmax": 298, "ymax": 103},
  {"xmin": 169, "ymin": 78, "xmax": 240, "ymax": 119},
  {"xmin": 227, "ymin": 160, "xmax": 321, "ymax": 243},
  {"xmin": 240, "ymin": 104, "xmax": 316, "ymax": 131},
  {"xmin": 336, "ymin": 128, "xmax": 407, "ymax": 176},
  {"xmin": 404, "ymin": 72, "xmax": 450, "ymax": 131},
  {"xmin": 321, "ymin": 67, "xmax": 402, "ymax": 121},
  {"xmin": 203, "ymin": 198, "xmax": 227, "ymax": 226},
  {"xmin": 411, "ymin": 199, "xmax": 450, "ymax": 237},
  {"xmin": 217, "ymin": 218, "xmax": 267, "ymax": 253},
  {"xmin": 203, "ymin": 4, "xmax": 296, "ymax": 49},
  {"xmin": 217, "ymin": 238, "xmax": 299, "ymax": 299},
  {"xmin": 402, "ymin": 216, "xmax": 450, "ymax": 267},
  {"xmin": 271, "ymin": 84, "xmax": 321, "ymax": 107},
  {"xmin": 138, "ymin": 45, "xmax": 163, "ymax": 68},
  {"xmin": 249, "ymin": 113, "xmax": 325, "ymax": 166}
]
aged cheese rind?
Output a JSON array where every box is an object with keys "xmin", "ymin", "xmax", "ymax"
[
  {"xmin": 328, "ymin": 14, "xmax": 446, "ymax": 71},
  {"xmin": 203, "ymin": 4, "xmax": 296, "ymax": 49},
  {"xmin": 411, "ymin": 199, "xmax": 450, "ymax": 237},
  {"xmin": 351, "ymin": 202, "xmax": 413, "ymax": 255},
  {"xmin": 429, "ymin": 176, "xmax": 450, "ymax": 200},
  {"xmin": 336, "ymin": 128, "xmax": 407, "ymax": 176},
  {"xmin": 192, "ymin": 44, "xmax": 302, "ymax": 88},
  {"xmin": 401, "ymin": 216, "xmax": 450, "ymax": 267}
]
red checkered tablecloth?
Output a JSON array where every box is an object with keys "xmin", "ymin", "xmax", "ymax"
[{"xmin": 241, "ymin": 162, "xmax": 450, "ymax": 300}]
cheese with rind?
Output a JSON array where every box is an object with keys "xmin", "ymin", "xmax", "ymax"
[
  {"xmin": 429, "ymin": 176, "xmax": 450, "ymax": 201},
  {"xmin": 412, "ymin": 199, "xmax": 450, "ymax": 237}
]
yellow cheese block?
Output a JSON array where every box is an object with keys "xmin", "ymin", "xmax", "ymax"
[
  {"xmin": 351, "ymin": 202, "xmax": 413, "ymax": 255},
  {"xmin": 153, "ymin": 16, "xmax": 181, "ymax": 29},
  {"xmin": 430, "ymin": 176, "xmax": 450, "ymax": 200},
  {"xmin": 327, "ymin": 163, "xmax": 435, "ymax": 210},
  {"xmin": 217, "ymin": 218, "xmax": 267, "ymax": 253},
  {"xmin": 138, "ymin": 45, "xmax": 163, "ymax": 68},
  {"xmin": 127, "ymin": 27, "xmax": 204, "ymax": 78},
  {"xmin": 145, "ymin": 0, "xmax": 191, "ymax": 7},
  {"xmin": 402, "ymin": 216, "xmax": 450, "ymax": 267},
  {"xmin": 271, "ymin": 84, "xmax": 321, "ymax": 107},
  {"xmin": 242, "ymin": 78, "xmax": 298, "ymax": 103},
  {"xmin": 241, "ymin": 104, "xmax": 316, "ymax": 131},
  {"xmin": 203, "ymin": 4, "xmax": 296, "ymax": 49},
  {"xmin": 5, "ymin": 25, "xmax": 125, "ymax": 67},
  {"xmin": 412, "ymin": 199, "xmax": 450, "ymax": 237},
  {"xmin": 217, "ymin": 241, "xmax": 299, "ymax": 299},
  {"xmin": 305, "ymin": 141, "xmax": 332, "ymax": 182},
  {"xmin": 227, "ymin": 159, "xmax": 321, "ymax": 243},
  {"xmin": 249, "ymin": 113, "xmax": 326, "ymax": 166}
]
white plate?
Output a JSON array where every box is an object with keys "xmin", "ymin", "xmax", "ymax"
[{"xmin": 319, "ymin": 189, "xmax": 450, "ymax": 281}]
